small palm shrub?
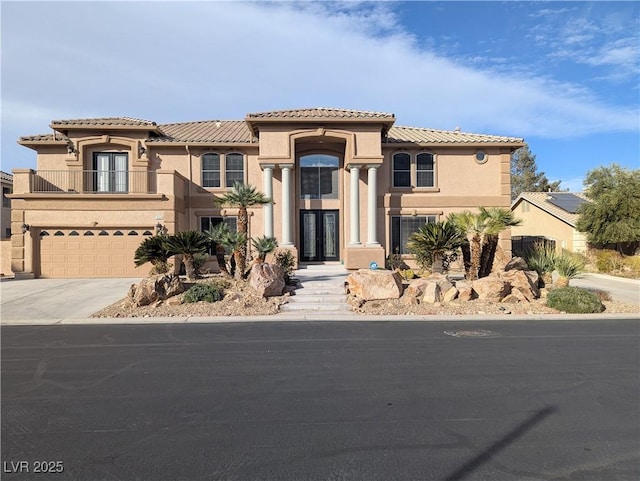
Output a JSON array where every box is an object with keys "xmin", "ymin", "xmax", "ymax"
[
  {"xmin": 555, "ymin": 250, "xmax": 585, "ymax": 287},
  {"xmin": 150, "ymin": 261, "xmax": 172, "ymax": 275},
  {"xmin": 183, "ymin": 283, "xmax": 225, "ymax": 303},
  {"xmin": 546, "ymin": 287, "xmax": 604, "ymax": 313},
  {"xmin": 251, "ymin": 236, "xmax": 278, "ymax": 262},
  {"xmin": 273, "ymin": 249, "xmax": 296, "ymax": 284}
]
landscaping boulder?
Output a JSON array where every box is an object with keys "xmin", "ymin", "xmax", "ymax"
[
  {"xmin": 499, "ymin": 269, "xmax": 540, "ymax": 302},
  {"xmin": 504, "ymin": 257, "xmax": 529, "ymax": 272},
  {"xmin": 402, "ymin": 278, "xmax": 431, "ymax": 303},
  {"xmin": 422, "ymin": 282, "xmax": 443, "ymax": 304},
  {"xmin": 472, "ymin": 277, "xmax": 511, "ymax": 301},
  {"xmin": 442, "ymin": 286, "xmax": 459, "ymax": 303},
  {"xmin": 129, "ymin": 274, "xmax": 185, "ymax": 307},
  {"xmin": 347, "ymin": 269, "xmax": 403, "ymax": 300},
  {"xmin": 455, "ymin": 280, "xmax": 475, "ymax": 301},
  {"xmin": 248, "ymin": 262, "xmax": 285, "ymax": 298}
]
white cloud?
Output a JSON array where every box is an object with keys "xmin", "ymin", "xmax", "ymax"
[{"xmin": 1, "ymin": 1, "xmax": 638, "ymax": 172}]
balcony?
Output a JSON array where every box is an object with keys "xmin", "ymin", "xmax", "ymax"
[{"xmin": 30, "ymin": 170, "xmax": 157, "ymax": 194}]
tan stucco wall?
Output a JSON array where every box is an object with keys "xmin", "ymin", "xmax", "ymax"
[
  {"xmin": 1, "ymin": 239, "xmax": 12, "ymax": 276},
  {"xmin": 511, "ymin": 200, "xmax": 581, "ymax": 252}
]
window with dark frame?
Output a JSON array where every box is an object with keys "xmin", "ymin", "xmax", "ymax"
[
  {"xmin": 200, "ymin": 216, "xmax": 238, "ymax": 254},
  {"xmin": 202, "ymin": 153, "xmax": 221, "ymax": 188},
  {"xmin": 416, "ymin": 153, "xmax": 435, "ymax": 187},
  {"xmin": 2, "ymin": 187, "xmax": 11, "ymax": 208},
  {"xmin": 300, "ymin": 154, "xmax": 339, "ymax": 199},
  {"xmin": 225, "ymin": 153, "xmax": 244, "ymax": 187},
  {"xmin": 93, "ymin": 152, "xmax": 128, "ymax": 193},
  {"xmin": 391, "ymin": 215, "xmax": 437, "ymax": 254},
  {"xmin": 392, "ymin": 153, "xmax": 411, "ymax": 187}
]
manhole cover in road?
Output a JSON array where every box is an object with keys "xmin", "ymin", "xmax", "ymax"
[{"xmin": 444, "ymin": 330, "xmax": 499, "ymax": 338}]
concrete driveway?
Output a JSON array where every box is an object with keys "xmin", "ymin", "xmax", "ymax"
[
  {"xmin": 0, "ymin": 278, "xmax": 140, "ymax": 321},
  {"xmin": 570, "ymin": 273, "xmax": 640, "ymax": 305}
]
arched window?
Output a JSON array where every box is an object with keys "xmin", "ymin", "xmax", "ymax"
[
  {"xmin": 128, "ymin": 231, "xmax": 139, "ymax": 236},
  {"xmin": 99, "ymin": 230, "xmax": 109, "ymax": 236},
  {"xmin": 225, "ymin": 153, "xmax": 244, "ymax": 187},
  {"xmin": 54, "ymin": 231, "xmax": 64, "ymax": 236},
  {"xmin": 114, "ymin": 231, "xmax": 124, "ymax": 236},
  {"xmin": 40, "ymin": 231, "xmax": 50, "ymax": 236},
  {"xmin": 202, "ymin": 153, "xmax": 220, "ymax": 188},
  {"xmin": 142, "ymin": 231, "xmax": 153, "ymax": 236},
  {"xmin": 84, "ymin": 231, "xmax": 95, "ymax": 236},
  {"xmin": 69, "ymin": 231, "xmax": 79, "ymax": 236}
]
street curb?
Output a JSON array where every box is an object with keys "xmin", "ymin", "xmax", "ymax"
[{"xmin": 2, "ymin": 312, "xmax": 638, "ymax": 326}]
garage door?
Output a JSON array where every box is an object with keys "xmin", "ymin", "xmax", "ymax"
[{"xmin": 39, "ymin": 229, "xmax": 153, "ymax": 278}]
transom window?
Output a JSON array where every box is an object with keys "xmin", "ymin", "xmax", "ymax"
[
  {"xmin": 93, "ymin": 152, "xmax": 128, "ymax": 193},
  {"xmin": 392, "ymin": 152, "xmax": 436, "ymax": 188},
  {"xmin": 202, "ymin": 153, "xmax": 244, "ymax": 188},
  {"xmin": 391, "ymin": 215, "xmax": 437, "ymax": 254},
  {"xmin": 300, "ymin": 154, "xmax": 339, "ymax": 199}
]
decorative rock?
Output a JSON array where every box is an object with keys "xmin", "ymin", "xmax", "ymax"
[
  {"xmin": 442, "ymin": 286, "xmax": 459, "ymax": 303},
  {"xmin": 499, "ymin": 269, "xmax": 540, "ymax": 301},
  {"xmin": 455, "ymin": 280, "xmax": 475, "ymax": 301},
  {"xmin": 426, "ymin": 272, "xmax": 454, "ymax": 294},
  {"xmin": 129, "ymin": 274, "xmax": 185, "ymax": 307},
  {"xmin": 472, "ymin": 277, "xmax": 511, "ymax": 301},
  {"xmin": 248, "ymin": 262, "xmax": 285, "ymax": 297},
  {"xmin": 346, "ymin": 269, "xmax": 403, "ymax": 300},
  {"xmin": 504, "ymin": 257, "xmax": 529, "ymax": 272},
  {"xmin": 403, "ymin": 278, "xmax": 431, "ymax": 299},
  {"xmin": 422, "ymin": 282, "xmax": 443, "ymax": 304}
]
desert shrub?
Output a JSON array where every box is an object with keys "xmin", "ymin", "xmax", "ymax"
[
  {"xmin": 273, "ymin": 249, "xmax": 296, "ymax": 284},
  {"xmin": 546, "ymin": 287, "xmax": 604, "ymax": 314},
  {"xmin": 385, "ymin": 249, "xmax": 409, "ymax": 270},
  {"xmin": 192, "ymin": 253, "xmax": 210, "ymax": 275},
  {"xmin": 150, "ymin": 261, "xmax": 172, "ymax": 275},
  {"xmin": 525, "ymin": 242, "xmax": 557, "ymax": 276},
  {"xmin": 623, "ymin": 255, "xmax": 640, "ymax": 277},
  {"xmin": 555, "ymin": 250, "xmax": 586, "ymax": 281},
  {"xmin": 183, "ymin": 283, "xmax": 224, "ymax": 303},
  {"xmin": 399, "ymin": 269, "xmax": 416, "ymax": 280},
  {"xmin": 594, "ymin": 249, "xmax": 624, "ymax": 273}
]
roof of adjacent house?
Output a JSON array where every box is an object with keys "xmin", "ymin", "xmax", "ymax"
[
  {"xmin": 512, "ymin": 192, "xmax": 590, "ymax": 227},
  {"xmin": 1, "ymin": 171, "xmax": 13, "ymax": 183},
  {"xmin": 19, "ymin": 108, "xmax": 524, "ymax": 147}
]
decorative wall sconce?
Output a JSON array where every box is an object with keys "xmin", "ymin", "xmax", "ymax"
[
  {"xmin": 155, "ymin": 222, "xmax": 164, "ymax": 234},
  {"xmin": 139, "ymin": 144, "xmax": 147, "ymax": 157},
  {"xmin": 21, "ymin": 223, "xmax": 30, "ymax": 234},
  {"xmin": 66, "ymin": 140, "xmax": 76, "ymax": 154}
]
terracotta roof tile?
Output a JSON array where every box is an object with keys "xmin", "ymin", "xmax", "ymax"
[
  {"xmin": 149, "ymin": 120, "xmax": 253, "ymax": 143},
  {"xmin": 1, "ymin": 171, "xmax": 13, "ymax": 182},
  {"xmin": 386, "ymin": 126, "xmax": 524, "ymax": 144},
  {"xmin": 513, "ymin": 192, "xmax": 589, "ymax": 227},
  {"xmin": 246, "ymin": 107, "xmax": 395, "ymax": 120},
  {"xmin": 51, "ymin": 117, "xmax": 157, "ymax": 127},
  {"xmin": 19, "ymin": 134, "xmax": 65, "ymax": 142}
]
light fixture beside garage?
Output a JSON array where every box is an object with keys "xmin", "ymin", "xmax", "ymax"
[
  {"xmin": 21, "ymin": 223, "xmax": 30, "ymax": 234},
  {"xmin": 155, "ymin": 222, "xmax": 164, "ymax": 234}
]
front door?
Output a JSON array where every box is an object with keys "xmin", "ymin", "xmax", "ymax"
[{"xmin": 300, "ymin": 210, "xmax": 339, "ymax": 262}]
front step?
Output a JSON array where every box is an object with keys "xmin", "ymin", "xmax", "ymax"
[{"xmin": 281, "ymin": 267, "xmax": 352, "ymax": 312}]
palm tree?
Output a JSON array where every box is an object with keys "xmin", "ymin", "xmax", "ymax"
[
  {"xmin": 221, "ymin": 231, "xmax": 249, "ymax": 279},
  {"xmin": 134, "ymin": 234, "xmax": 172, "ymax": 268},
  {"xmin": 407, "ymin": 221, "xmax": 466, "ymax": 273},
  {"xmin": 164, "ymin": 231, "xmax": 210, "ymax": 281},
  {"xmin": 478, "ymin": 207, "xmax": 522, "ymax": 278},
  {"xmin": 448, "ymin": 211, "xmax": 488, "ymax": 281},
  {"xmin": 251, "ymin": 236, "xmax": 278, "ymax": 262},
  {"xmin": 215, "ymin": 182, "xmax": 272, "ymax": 278},
  {"xmin": 204, "ymin": 223, "xmax": 231, "ymax": 276}
]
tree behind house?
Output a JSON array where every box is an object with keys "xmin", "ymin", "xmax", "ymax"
[{"xmin": 511, "ymin": 144, "xmax": 562, "ymax": 200}]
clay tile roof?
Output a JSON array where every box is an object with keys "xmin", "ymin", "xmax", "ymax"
[
  {"xmin": 386, "ymin": 126, "xmax": 524, "ymax": 144},
  {"xmin": 513, "ymin": 192, "xmax": 589, "ymax": 227},
  {"xmin": 19, "ymin": 133, "xmax": 66, "ymax": 142},
  {"xmin": 148, "ymin": 120, "xmax": 253, "ymax": 143},
  {"xmin": 1, "ymin": 171, "xmax": 13, "ymax": 182},
  {"xmin": 50, "ymin": 117, "xmax": 157, "ymax": 127},
  {"xmin": 246, "ymin": 107, "xmax": 395, "ymax": 120}
]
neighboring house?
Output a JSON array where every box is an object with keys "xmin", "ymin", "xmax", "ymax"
[
  {"xmin": 1, "ymin": 171, "xmax": 13, "ymax": 276},
  {"xmin": 511, "ymin": 192, "xmax": 589, "ymax": 255},
  {"xmin": 11, "ymin": 108, "xmax": 524, "ymax": 278}
]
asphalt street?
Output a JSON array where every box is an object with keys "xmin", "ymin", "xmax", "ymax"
[{"xmin": 2, "ymin": 320, "xmax": 639, "ymax": 481}]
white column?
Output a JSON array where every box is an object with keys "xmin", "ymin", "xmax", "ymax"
[
  {"xmin": 349, "ymin": 165, "xmax": 361, "ymax": 245},
  {"xmin": 367, "ymin": 165, "xmax": 380, "ymax": 246},
  {"xmin": 262, "ymin": 164, "xmax": 274, "ymax": 237},
  {"xmin": 280, "ymin": 164, "xmax": 293, "ymax": 245}
]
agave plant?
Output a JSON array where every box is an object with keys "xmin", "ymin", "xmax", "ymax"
[
  {"xmin": 554, "ymin": 250, "xmax": 585, "ymax": 287},
  {"xmin": 251, "ymin": 236, "xmax": 278, "ymax": 262},
  {"xmin": 163, "ymin": 231, "xmax": 210, "ymax": 281},
  {"xmin": 525, "ymin": 242, "xmax": 557, "ymax": 287}
]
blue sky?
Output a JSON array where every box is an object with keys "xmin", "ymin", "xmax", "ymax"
[{"xmin": 2, "ymin": 1, "xmax": 638, "ymax": 191}]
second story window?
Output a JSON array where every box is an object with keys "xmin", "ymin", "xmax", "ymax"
[
  {"xmin": 93, "ymin": 152, "xmax": 128, "ymax": 193},
  {"xmin": 202, "ymin": 153, "xmax": 221, "ymax": 188},
  {"xmin": 392, "ymin": 153, "xmax": 411, "ymax": 187},
  {"xmin": 416, "ymin": 153, "xmax": 435, "ymax": 187},
  {"xmin": 2, "ymin": 186, "xmax": 11, "ymax": 208},
  {"xmin": 392, "ymin": 152, "xmax": 436, "ymax": 188},
  {"xmin": 225, "ymin": 153, "xmax": 244, "ymax": 187}
]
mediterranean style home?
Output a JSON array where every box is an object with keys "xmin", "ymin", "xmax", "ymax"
[
  {"xmin": 10, "ymin": 108, "xmax": 524, "ymax": 278},
  {"xmin": 511, "ymin": 192, "xmax": 589, "ymax": 255}
]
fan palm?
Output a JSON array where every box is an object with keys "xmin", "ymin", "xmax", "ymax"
[
  {"xmin": 407, "ymin": 221, "xmax": 466, "ymax": 273},
  {"xmin": 164, "ymin": 231, "xmax": 210, "ymax": 281},
  {"xmin": 251, "ymin": 236, "xmax": 278, "ymax": 262},
  {"xmin": 204, "ymin": 223, "xmax": 231, "ymax": 275},
  {"xmin": 215, "ymin": 183, "xmax": 272, "ymax": 278},
  {"xmin": 221, "ymin": 230, "xmax": 249, "ymax": 279},
  {"xmin": 478, "ymin": 207, "xmax": 522, "ymax": 278},
  {"xmin": 448, "ymin": 211, "xmax": 488, "ymax": 280}
]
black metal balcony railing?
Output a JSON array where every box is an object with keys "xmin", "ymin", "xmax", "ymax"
[{"xmin": 30, "ymin": 170, "xmax": 157, "ymax": 194}]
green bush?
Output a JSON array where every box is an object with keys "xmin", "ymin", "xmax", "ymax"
[
  {"xmin": 546, "ymin": 287, "xmax": 605, "ymax": 314},
  {"xmin": 150, "ymin": 261, "xmax": 172, "ymax": 275},
  {"xmin": 183, "ymin": 283, "xmax": 224, "ymax": 303},
  {"xmin": 273, "ymin": 249, "xmax": 296, "ymax": 284},
  {"xmin": 555, "ymin": 250, "xmax": 585, "ymax": 280},
  {"xmin": 595, "ymin": 249, "xmax": 624, "ymax": 273},
  {"xmin": 399, "ymin": 269, "xmax": 416, "ymax": 280}
]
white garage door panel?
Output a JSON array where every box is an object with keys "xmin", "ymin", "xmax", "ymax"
[{"xmin": 39, "ymin": 229, "xmax": 153, "ymax": 278}]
